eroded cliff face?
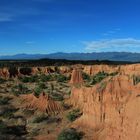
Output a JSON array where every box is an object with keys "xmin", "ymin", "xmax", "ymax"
[
  {"xmin": 1, "ymin": 64, "xmax": 140, "ymax": 79},
  {"xmin": 83, "ymin": 65, "xmax": 119, "ymax": 75},
  {"xmin": 0, "ymin": 68, "xmax": 9, "ymax": 79},
  {"xmin": 69, "ymin": 75, "xmax": 140, "ymax": 140},
  {"xmin": 59, "ymin": 66, "xmax": 72, "ymax": 74},
  {"xmin": 69, "ymin": 68, "xmax": 84, "ymax": 85},
  {"xmin": 21, "ymin": 92, "xmax": 62, "ymax": 114},
  {"xmin": 119, "ymin": 64, "xmax": 140, "ymax": 76}
]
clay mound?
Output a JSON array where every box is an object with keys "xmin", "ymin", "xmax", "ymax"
[
  {"xmin": 69, "ymin": 68, "xmax": 84, "ymax": 85},
  {"xmin": 21, "ymin": 92, "xmax": 62, "ymax": 114},
  {"xmin": 69, "ymin": 75, "xmax": 140, "ymax": 140}
]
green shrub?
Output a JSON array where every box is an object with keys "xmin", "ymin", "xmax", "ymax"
[
  {"xmin": 0, "ymin": 120, "xmax": 7, "ymax": 134},
  {"xmin": 1, "ymin": 108, "xmax": 17, "ymax": 118},
  {"xmin": 32, "ymin": 115, "xmax": 49, "ymax": 123},
  {"xmin": 40, "ymin": 74, "xmax": 52, "ymax": 82},
  {"xmin": 51, "ymin": 92, "xmax": 64, "ymax": 101},
  {"xmin": 97, "ymin": 81, "xmax": 107, "ymax": 93},
  {"xmin": 34, "ymin": 87, "xmax": 43, "ymax": 97},
  {"xmin": 34, "ymin": 82, "xmax": 47, "ymax": 97},
  {"xmin": 11, "ymin": 84, "xmax": 29, "ymax": 96},
  {"xmin": 57, "ymin": 128, "xmax": 83, "ymax": 140},
  {"xmin": 29, "ymin": 75, "xmax": 38, "ymax": 82},
  {"xmin": 19, "ymin": 76, "xmax": 29, "ymax": 83},
  {"xmin": 82, "ymin": 72, "xmax": 90, "ymax": 81},
  {"xmin": 133, "ymin": 75, "xmax": 140, "ymax": 85},
  {"xmin": 56, "ymin": 74, "xmax": 67, "ymax": 82},
  {"xmin": 19, "ymin": 75, "xmax": 38, "ymax": 83},
  {"xmin": 38, "ymin": 82, "xmax": 46, "ymax": 89},
  {"xmin": 0, "ymin": 96, "xmax": 11, "ymax": 105},
  {"xmin": 109, "ymin": 72, "xmax": 118, "ymax": 76},
  {"xmin": 67, "ymin": 109, "xmax": 82, "ymax": 122},
  {"xmin": 0, "ymin": 78, "xmax": 6, "ymax": 84},
  {"xmin": 61, "ymin": 102, "xmax": 72, "ymax": 110},
  {"xmin": 90, "ymin": 71, "xmax": 109, "ymax": 85}
]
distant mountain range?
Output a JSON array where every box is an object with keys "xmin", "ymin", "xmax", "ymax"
[{"xmin": 0, "ymin": 52, "xmax": 140, "ymax": 62}]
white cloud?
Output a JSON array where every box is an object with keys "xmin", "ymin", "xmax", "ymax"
[{"xmin": 83, "ymin": 38, "xmax": 140, "ymax": 52}]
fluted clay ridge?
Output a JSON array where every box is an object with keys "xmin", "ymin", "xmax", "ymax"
[
  {"xmin": 21, "ymin": 92, "xmax": 62, "ymax": 114},
  {"xmin": 69, "ymin": 68, "xmax": 84, "ymax": 85}
]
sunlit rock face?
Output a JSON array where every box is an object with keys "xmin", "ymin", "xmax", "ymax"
[
  {"xmin": 69, "ymin": 68, "xmax": 84, "ymax": 85},
  {"xmin": 21, "ymin": 92, "xmax": 62, "ymax": 114},
  {"xmin": 69, "ymin": 75, "xmax": 140, "ymax": 140}
]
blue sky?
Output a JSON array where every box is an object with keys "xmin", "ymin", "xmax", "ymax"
[{"xmin": 0, "ymin": 0, "xmax": 140, "ymax": 55}]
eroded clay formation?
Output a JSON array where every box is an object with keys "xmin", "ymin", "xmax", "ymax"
[{"xmin": 69, "ymin": 75, "xmax": 140, "ymax": 140}]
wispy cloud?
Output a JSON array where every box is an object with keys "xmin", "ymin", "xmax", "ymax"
[
  {"xmin": 83, "ymin": 38, "xmax": 140, "ymax": 52},
  {"xmin": 102, "ymin": 28, "xmax": 121, "ymax": 36},
  {"xmin": 25, "ymin": 41, "xmax": 35, "ymax": 46}
]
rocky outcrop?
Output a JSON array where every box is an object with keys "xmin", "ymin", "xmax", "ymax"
[
  {"xmin": 69, "ymin": 68, "xmax": 84, "ymax": 85},
  {"xmin": 21, "ymin": 92, "xmax": 62, "ymax": 114},
  {"xmin": 69, "ymin": 75, "xmax": 140, "ymax": 140}
]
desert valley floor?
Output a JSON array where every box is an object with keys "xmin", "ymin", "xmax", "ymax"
[{"xmin": 0, "ymin": 64, "xmax": 140, "ymax": 140}]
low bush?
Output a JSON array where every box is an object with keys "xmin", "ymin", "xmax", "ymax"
[
  {"xmin": 0, "ymin": 108, "xmax": 17, "ymax": 118},
  {"xmin": 0, "ymin": 78, "xmax": 6, "ymax": 84},
  {"xmin": 133, "ymin": 75, "xmax": 140, "ymax": 85},
  {"xmin": 11, "ymin": 84, "xmax": 29, "ymax": 96},
  {"xmin": 61, "ymin": 102, "xmax": 72, "ymax": 110},
  {"xmin": 38, "ymin": 82, "xmax": 46, "ymax": 89},
  {"xmin": 50, "ymin": 92, "xmax": 64, "ymax": 101},
  {"xmin": 0, "ymin": 96, "xmax": 11, "ymax": 105},
  {"xmin": 34, "ymin": 87, "xmax": 43, "ymax": 97},
  {"xmin": 67, "ymin": 109, "xmax": 82, "ymax": 122},
  {"xmin": 34, "ymin": 82, "xmax": 47, "ymax": 97},
  {"xmin": 0, "ymin": 120, "xmax": 7, "ymax": 134},
  {"xmin": 90, "ymin": 71, "xmax": 109, "ymax": 85},
  {"xmin": 109, "ymin": 72, "xmax": 118, "ymax": 76},
  {"xmin": 19, "ymin": 75, "xmax": 38, "ymax": 83},
  {"xmin": 57, "ymin": 128, "xmax": 83, "ymax": 140},
  {"xmin": 0, "ymin": 120, "xmax": 27, "ymax": 136},
  {"xmin": 32, "ymin": 115, "xmax": 49, "ymax": 123},
  {"xmin": 56, "ymin": 74, "xmax": 67, "ymax": 82},
  {"xmin": 82, "ymin": 72, "xmax": 90, "ymax": 81},
  {"xmin": 40, "ymin": 74, "xmax": 52, "ymax": 82}
]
